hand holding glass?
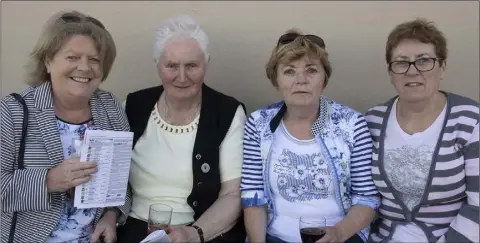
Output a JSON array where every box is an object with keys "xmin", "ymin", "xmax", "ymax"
[
  {"xmin": 299, "ymin": 216, "xmax": 326, "ymax": 243},
  {"xmin": 148, "ymin": 203, "xmax": 173, "ymax": 234}
]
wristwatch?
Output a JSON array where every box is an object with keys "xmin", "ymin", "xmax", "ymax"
[{"xmin": 191, "ymin": 225, "xmax": 204, "ymax": 243}]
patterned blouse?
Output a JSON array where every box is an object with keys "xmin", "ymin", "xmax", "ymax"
[{"xmin": 45, "ymin": 119, "xmax": 98, "ymax": 243}]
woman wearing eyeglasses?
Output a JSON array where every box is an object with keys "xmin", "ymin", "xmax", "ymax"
[
  {"xmin": 366, "ymin": 19, "xmax": 479, "ymax": 243},
  {"xmin": 240, "ymin": 29, "xmax": 380, "ymax": 243},
  {"xmin": 1, "ymin": 11, "xmax": 130, "ymax": 243}
]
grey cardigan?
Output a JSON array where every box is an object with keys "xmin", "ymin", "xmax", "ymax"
[
  {"xmin": 365, "ymin": 92, "xmax": 479, "ymax": 243},
  {"xmin": 1, "ymin": 82, "xmax": 132, "ymax": 242}
]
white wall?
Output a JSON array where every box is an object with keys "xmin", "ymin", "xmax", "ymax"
[{"xmin": 1, "ymin": 1, "xmax": 478, "ymax": 113}]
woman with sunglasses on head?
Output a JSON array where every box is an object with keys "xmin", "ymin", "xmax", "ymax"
[
  {"xmin": 1, "ymin": 10, "xmax": 130, "ymax": 243},
  {"xmin": 240, "ymin": 29, "xmax": 380, "ymax": 243},
  {"xmin": 366, "ymin": 19, "xmax": 479, "ymax": 243}
]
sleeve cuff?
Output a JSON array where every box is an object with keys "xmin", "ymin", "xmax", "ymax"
[
  {"xmin": 115, "ymin": 201, "xmax": 130, "ymax": 225},
  {"xmin": 114, "ymin": 186, "xmax": 132, "ymax": 225},
  {"xmin": 8, "ymin": 168, "xmax": 52, "ymax": 212},
  {"xmin": 352, "ymin": 195, "xmax": 381, "ymax": 210},
  {"xmin": 241, "ymin": 190, "xmax": 268, "ymax": 208}
]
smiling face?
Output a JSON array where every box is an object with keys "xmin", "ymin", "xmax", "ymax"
[
  {"xmin": 276, "ymin": 56, "xmax": 326, "ymax": 107},
  {"xmin": 157, "ymin": 37, "xmax": 206, "ymax": 100},
  {"xmin": 45, "ymin": 35, "xmax": 103, "ymax": 100},
  {"xmin": 389, "ymin": 39, "xmax": 446, "ymax": 103}
]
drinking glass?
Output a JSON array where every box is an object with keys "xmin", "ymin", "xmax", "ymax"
[
  {"xmin": 299, "ymin": 216, "xmax": 327, "ymax": 243},
  {"xmin": 148, "ymin": 203, "xmax": 173, "ymax": 234}
]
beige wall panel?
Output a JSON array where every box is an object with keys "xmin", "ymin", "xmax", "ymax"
[{"xmin": 1, "ymin": 1, "xmax": 478, "ymax": 113}]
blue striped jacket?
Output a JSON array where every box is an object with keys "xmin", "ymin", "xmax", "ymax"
[{"xmin": 240, "ymin": 96, "xmax": 381, "ymax": 241}]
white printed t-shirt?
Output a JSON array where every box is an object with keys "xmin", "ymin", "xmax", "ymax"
[
  {"xmin": 268, "ymin": 121, "xmax": 343, "ymax": 242},
  {"xmin": 384, "ymin": 98, "xmax": 446, "ymax": 243}
]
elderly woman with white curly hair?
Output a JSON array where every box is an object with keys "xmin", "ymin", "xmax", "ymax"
[{"xmin": 116, "ymin": 15, "xmax": 247, "ymax": 243}]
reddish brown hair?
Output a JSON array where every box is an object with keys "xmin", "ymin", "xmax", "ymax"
[{"xmin": 386, "ymin": 18, "xmax": 447, "ymax": 65}]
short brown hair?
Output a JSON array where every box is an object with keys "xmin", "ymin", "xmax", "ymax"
[
  {"xmin": 266, "ymin": 29, "xmax": 332, "ymax": 87},
  {"xmin": 386, "ymin": 18, "xmax": 447, "ymax": 65},
  {"xmin": 25, "ymin": 10, "xmax": 116, "ymax": 86}
]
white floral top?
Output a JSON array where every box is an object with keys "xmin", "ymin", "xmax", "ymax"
[
  {"xmin": 267, "ymin": 121, "xmax": 343, "ymax": 242},
  {"xmin": 240, "ymin": 96, "xmax": 381, "ymax": 242},
  {"xmin": 45, "ymin": 118, "xmax": 98, "ymax": 243}
]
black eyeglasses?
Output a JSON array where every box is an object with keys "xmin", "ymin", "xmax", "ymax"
[
  {"xmin": 388, "ymin": 57, "xmax": 441, "ymax": 74},
  {"xmin": 276, "ymin": 33, "xmax": 326, "ymax": 49},
  {"xmin": 59, "ymin": 13, "xmax": 105, "ymax": 30}
]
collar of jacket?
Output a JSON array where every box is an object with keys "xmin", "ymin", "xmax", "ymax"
[{"xmin": 269, "ymin": 96, "xmax": 330, "ymax": 136}]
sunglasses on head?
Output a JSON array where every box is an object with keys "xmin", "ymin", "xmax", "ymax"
[
  {"xmin": 276, "ymin": 33, "xmax": 326, "ymax": 49},
  {"xmin": 59, "ymin": 13, "xmax": 105, "ymax": 29}
]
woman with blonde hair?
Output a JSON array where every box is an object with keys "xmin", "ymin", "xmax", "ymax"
[
  {"xmin": 1, "ymin": 10, "xmax": 130, "ymax": 243},
  {"xmin": 241, "ymin": 29, "xmax": 380, "ymax": 243}
]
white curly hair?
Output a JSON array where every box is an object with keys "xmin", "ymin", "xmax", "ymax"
[{"xmin": 153, "ymin": 15, "xmax": 210, "ymax": 64}]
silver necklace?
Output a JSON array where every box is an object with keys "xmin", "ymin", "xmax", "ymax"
[{"xmin": 163, "ymin": 95, "xmax": 200, "ymax": 125}]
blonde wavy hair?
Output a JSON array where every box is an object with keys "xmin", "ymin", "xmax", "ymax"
[
  {"xmin": 265, "ymin": 29, "xmax": 332, "ymax": 87},
  {"xmin": 25, "ymin": 10, "xmax": 116, "ymax": 86}
]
